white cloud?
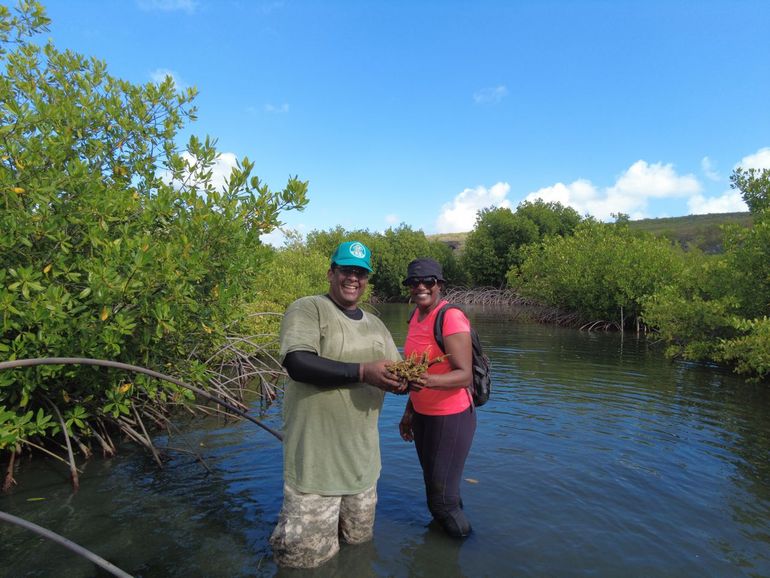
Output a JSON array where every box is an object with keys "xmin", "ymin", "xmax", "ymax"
[
  {"xmin": 384, "ymin": 214, "xmax": 400, "ymax": 226},
  {"xmin": 701, "ymin": 156, "xmax": 721, "ymax": 181},
  {"xmin": 261, "ymin": 226, "xmax": 307, "ymax": 248},
  {"xmin": 609, "ymin": 160, "xmax": 701, "ymax": 199},
  {"xmin": 265, "ymin": 103, "xmax": 290, "ymax": 114},
  {"xmin": 525, "ymin": 160, "xmax": 701, "ymax": 221},
  {"xmin": 524, "ymin": 179, "xmax": 609, "ymax": 216},
  {"xmin": 259, "ymin": 229, "xmax": 284, "ymax": 247},
  {"xmin": 161, "ymin": 151, "xmax": 239, "ymax": 192},
  {"xmin": 436, "ymin": 182, "xmax": 511, "ymax": 233},
  {"xmin": 260, "ymin": 228, "xmax": 288, "ymax": 247},
  {"xmin": 137, "ymin": 0, "xmax": 197, "ymax": 13},
  {"xmin": 473, "ymin": 85, "xmax": 508, "ymax": 105},
  {"xmin": 150, "ymin": 68, "xmax": 188, "ymax": 91},
  {"xmin": 735, "ymin": 147, "xmax": 770, "ymax": 170},
  {"xmin": 439, "ymin": 158, "xmax": 751, "ymax": 230},
  {"xmin": 204, "ymin": 152, "xmax": 240, "ymax": 190},
  {"xmin": 687, "ymin": 190, "xmax": 747, "ymax": 214}
]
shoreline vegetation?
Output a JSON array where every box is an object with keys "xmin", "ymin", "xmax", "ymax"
[
  {"xmin": 0, "ymin": 3, "xmax": 304, "ymax": 490},
  {"xmin": 430, "ymin": 211, "xmax": 754, "ymax": 255},
  {"xmin": 441, "ymin": 288, "xmax": 593, "ymax": 329},
  {"xmin": 1, "ymin": 2, "xmax": 768, "ymax": 489}
]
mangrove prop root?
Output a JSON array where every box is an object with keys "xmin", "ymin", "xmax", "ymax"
[
  {"xmin": 92, "ymin": 428, "xmax": 115, "ymax": 458},
  {"xmin": 118, "ymin": 420, "xmax": 164, "ymax": 467},
  {"xmin": 0, "ymin": 358, "xmax": 283, "ymax": 441},
  {"xmin": 132, "ymin": 406, "xmax": 162, "ymax": 468},
  {"xmin": 47, "ymin": 399, "xmax": 80, "ymax": 493},
  {"xmin": 3, "ymin": 452, "xmax": 17, "ymax": 493},
  {"xmin": 95, "ymin": 419, "xmax": 116, "ymax": 456},
  {"xmin": 20, "ymin": 439, "xmax": 84, "ymax": 473},
  {"xmin": 70, "ymin": 432, "xmax": 92, "ymax": 460}
]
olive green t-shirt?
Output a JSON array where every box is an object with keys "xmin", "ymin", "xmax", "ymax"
[{"xmin": 279, "ymin": 295, "xmax": 401, "ymax": 495}]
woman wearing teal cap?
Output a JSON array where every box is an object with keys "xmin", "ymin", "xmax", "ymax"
[{"xmin": 270, "ymin": 241, "xmax": 404, "ymax": 568}]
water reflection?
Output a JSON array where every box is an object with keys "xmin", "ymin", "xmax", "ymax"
[{"xmin": 2, "ymin": 304, "xmax": 770, "ymax": 577}]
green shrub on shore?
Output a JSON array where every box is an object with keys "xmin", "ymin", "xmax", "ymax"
[
  {"xmin": 461, "ymin": 201, "xmax": 582, "ymax": 287},
  {"xmin": 716, "ymin": 317, "xmax": 770, "ymax": 380},
  {"xmin": 642, "ymin": 170, "xmax": 770, "ymax": 381},
  {"xmin": 509, "ymin": 221, "xmax": 689, "ymax": 330},
  {"xmin": 248, "ymin": 243, "xmax": 334, "ymax": 338},
  {"xmin": 0, "ymin": 1, "xmax": 307, "ymax": 480}
]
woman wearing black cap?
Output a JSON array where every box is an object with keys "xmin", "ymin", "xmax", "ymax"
[{"xmin": 398, "ymin": 258, "xmax": 476, "ymax": 537}]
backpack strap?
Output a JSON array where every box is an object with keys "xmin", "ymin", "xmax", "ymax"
[
  {"xmin": 433, "ymin": 303, "xmax": 475, "ymax": 409},
  {"xmin": 433, "ymin": 304, "xmax": 464, "ymax": 353},
  {"xmin": 409, "ymin": 303, "xmax": 464, "ymax": 354}
]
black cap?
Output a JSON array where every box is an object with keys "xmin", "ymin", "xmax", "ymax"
[{"xmin": 403, "ymin": 258, "xmax": 445, "ymax": 285}]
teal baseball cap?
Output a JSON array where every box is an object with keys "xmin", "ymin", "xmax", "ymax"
[{"xmin": 330, "ymin": 241, "xmax": 372, "ymax": 272}]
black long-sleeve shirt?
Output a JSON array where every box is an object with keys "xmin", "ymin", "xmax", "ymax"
[{"xmin": 283, "ymin": 350, "xmax": 360, "ymax": 387}]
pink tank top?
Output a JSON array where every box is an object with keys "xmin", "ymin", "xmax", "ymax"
[{"xmin": 404, "ymin": 300, "xmax": 472, "ymax": 415}]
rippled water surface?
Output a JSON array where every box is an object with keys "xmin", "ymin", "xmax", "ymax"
[{"xmin": 2, "ymin": 304, "xmax": 770, "ymax": 577}]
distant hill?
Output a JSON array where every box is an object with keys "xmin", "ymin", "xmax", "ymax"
[
  {"xmin": 429, "ymin": 232, "xmax": 467, "ymax": 252},
  {"xmin": 626, "ymin": 212, "xmax": 752, "ymax": 253},
  {"xmin": 429, "ymin": 212, "xmax": 753, "ymax": 254}
]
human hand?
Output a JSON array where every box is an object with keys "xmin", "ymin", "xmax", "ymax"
[
  {"xmin": 361, "ymin": 360, "xmax": 407, "ymax": 393},
  {"xmin": 406, "ymin": 372, "xmax": 429, "ymax": 392},
  {"xmin": 399, "ymin": 408, "xmax": 414, "ymax": 442}
]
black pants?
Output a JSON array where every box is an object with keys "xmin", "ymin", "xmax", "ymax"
[{"xmin": 412, "ymin": 406, "xmax": 476, "ymax": 537}]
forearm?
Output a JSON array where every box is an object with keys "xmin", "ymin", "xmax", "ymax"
[
  {"xmin": 422, "ymin": 331, "xmax": 472, "ymax": 390},
  {"xmin": 423, "ymin": 368, "xmax": 472, "ymax": 390},
  {"xmin": 283, "ymin": 350, "xmax": 360, "ymax": 387}
]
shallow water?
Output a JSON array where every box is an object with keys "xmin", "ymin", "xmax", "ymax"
[{"xmin": 2, "ymin": 304, "xmax": 770, "ymax": 577}]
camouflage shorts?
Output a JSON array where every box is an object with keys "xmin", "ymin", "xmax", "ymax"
[{"xmin": 269, "ymin": 483, "xmax": 378, "ymax": 568}]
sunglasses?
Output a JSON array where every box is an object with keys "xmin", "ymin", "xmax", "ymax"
[
  {"xmin": 404, "ymin": 277, "xmax": 438, "ymax": 289},
  {"xmin": 334, "ymin": 266, "xmax": 369, "ymax": 279}
]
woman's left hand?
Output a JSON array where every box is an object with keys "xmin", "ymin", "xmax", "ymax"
[{"xmin": 399, "ymin": 409, "xmax": 414, "ymax": 442}]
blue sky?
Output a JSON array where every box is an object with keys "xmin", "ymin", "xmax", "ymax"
[{"xmin": 36, "ymin": 0, "xmax": 770, "ymax": 243}]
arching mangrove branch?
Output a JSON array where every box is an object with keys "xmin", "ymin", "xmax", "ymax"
[
  {"xmin": 0, "ymin": 357, "xmax": 283, "ymax": 442},
  {"xmin": 0, "ymin": 510, "xmax": 134, "ymax": 578}
]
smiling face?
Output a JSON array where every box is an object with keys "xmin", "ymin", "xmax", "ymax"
[
  {"xmin": 407, "ymin": 277, "xmax": 442, "ymax": 311},
  {"xmin": 327, "ymin": 265, "xmax": 369, "ymax": 310}
]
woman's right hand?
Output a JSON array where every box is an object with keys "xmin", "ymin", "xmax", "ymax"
[
  {"xmin": 399, "ymin": 408, "xmax": 414, "ymax": 442},
  {"xmin": 406, "ymin": 372, "xmax": 427, "ymax": 392}
]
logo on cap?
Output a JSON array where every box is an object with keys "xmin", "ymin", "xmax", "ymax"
[{"xmin": 349, "ymin": 242, "xmax": 367, "ymax": 259}]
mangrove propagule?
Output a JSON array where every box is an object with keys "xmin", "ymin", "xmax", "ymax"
[{"xmin": 387, "ymin": 352, "xmax": 449, "ymax": 391}]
